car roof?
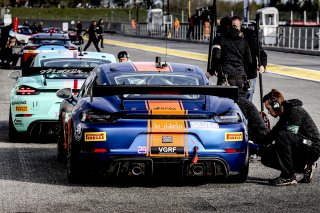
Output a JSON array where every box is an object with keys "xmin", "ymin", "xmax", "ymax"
[
  {"xmin": 100, "ymin": 61, "xmax": 203, "ymax": 74},
  {"xmin": 34, "ymin": 51, "xmax": 117, "ymax": 62},
  {"xmin": 30, "ymin": 33, "xmax": 69, "ymax": 39}
]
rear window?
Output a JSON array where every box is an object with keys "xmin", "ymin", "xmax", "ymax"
[{"xmin": 40, "ymin": 58, "xmax": 111, "ymax": 67}]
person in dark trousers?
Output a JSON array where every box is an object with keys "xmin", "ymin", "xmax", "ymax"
[
  {"xmin": 207, "ymin": 16, "xmax": 252, "ymax": 90},
  {"xmin": 75, "ymin": 20, "xmax": 83, "ymax": 44},
  {"xmin": 23, "ymin": 20, "xmax": 30, "ymax": 27},
  {"xmin": 96, "ymin": 19, "xmax": 104, "ymax": 49},
  {"xmin": 37, "ymin": 22, "xmax": 44, "ymax": 33},
  {"xmin": 232, "ymin": 16, "xmax": 268, "ymax": 102},
  {"xmin": 0, "ymin": 24, "xmax": 13, "ymax": 66},
  {"xmin": 83, "ymin": 21, "xmax": 100, "ymax": 52},
  {"xmin": 2, "ymin": 37, "xmax": 21, "ymax": 69},
  {"xmin": 186, "ymin": 15, "xmax": 195, "ymax": 39},
  {"xmin": 30, "ymin": 22, "xmax": 38, "ymax": 33},
  {"xmin": 258, "ymin": 89, "xmax": 320, "ymax": 186}
]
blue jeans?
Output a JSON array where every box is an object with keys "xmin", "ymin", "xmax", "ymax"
[{"xmin": 246, "ymin": 78, "xmax": 257, "ymax": 102}]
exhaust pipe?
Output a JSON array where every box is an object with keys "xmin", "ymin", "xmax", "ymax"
[
  {"xmin": 132, "ymin": 166, "xmax": 143, "ymax": 176},
  {"xmin": 191, "ymin": 165, "xmax": 204, "ymax": 176}
]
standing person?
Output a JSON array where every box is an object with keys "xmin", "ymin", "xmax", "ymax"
[
  {"xmin": 30, "ymin": 22, "xmax": 38, "ymax": 33},
  {"xmin": 23, "ymin": 20, "xmax": 30, "ymax": 27},
  {"xmin": 96, "ymin": 19, "xmax": 104, "ymax": 49},
  {"xmin": 83, "ymin": 21, "xmax": 100, "ymax": 52},
  {"xmin": 232, "ymin": 16, "xmax": 267, "ymax": 102},
  {"xmin": 186, "ymin": 15, "xmax": 195, "ymax": 39},
  {"xmin": 117, "ymin": 51, "xmax": 130, "ymax": 62},
  {"xmin": 0, "ymin": 23, "xmax": 12, "ymax": 66},
  {"xmin": 2, "ymin": 37, "xmax": 21, "ymax": 69},
  {"xmin": 203, "ymin": 19, "xmax": 210, "ymax": 40},
  {"xmin": 173, "ymin": 17, "xmax": 180, "ymax": 38},
  {"xmin": 207, "ymin": 16, "xmax": 252, "ymax": 92},
  {"xmin": 259, "ymin": 89, "xmax": 320, "ymax": 186},
  {"xmin": 37, "ymin": 22, "xmax": 44, "ymax": 33},
  {"xmin": 75, "ymin": 20, "xmax": 83, "ymax": 44},
  {"xmin": 131, "ymin": 17, "xmax": 137, "ymax": 34}
]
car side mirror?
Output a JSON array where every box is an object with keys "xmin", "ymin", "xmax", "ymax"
[
  {"xmin": 8, "ymin": 70, "xmax": 21, "ymax": 80},
  {"xmin": 56, "ymin": 88, "xmax": 72, "ymax": 99}
]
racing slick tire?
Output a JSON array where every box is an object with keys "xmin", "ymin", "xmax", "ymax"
[
  {"xmin": 9, "ymin": 108, "xmax": 22, "ymax": 142},
  {"xmin": 57, "ymin": 117, "xmax": 67, "ymax": 163},
  {"xmin": 66, "ymin": 124, "xmax": 82, "ymax": 183},
  {"xmin": 227, "ymin": 147, "xmax": 249, "ymax": 183}
]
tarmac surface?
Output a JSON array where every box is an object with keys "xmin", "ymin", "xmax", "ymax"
[{"xmin": 0, "ymin": 34, "xmax": 320, "ymax": 212}]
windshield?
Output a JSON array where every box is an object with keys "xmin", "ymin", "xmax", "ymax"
[
  {"xmin": 40, "ymin": 58, "xmax": 110, "ymax": 67},
  {"xmin": 19, "ymin": 27, "xmax": 32, "ymax": 35},
  {"xmin": 110, "ymin": 72, "xmax": 204, "ymax": 100}
]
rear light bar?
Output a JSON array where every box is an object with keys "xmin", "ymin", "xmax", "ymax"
[
  {"xmin": 16, "ymin": 114, "xmax": 33, "ymax": 117},
  {"xmin": 16, "ymin": 86, "xmax": 40, "ymax": 95},
  {"xmin": 23, "ymin": 46, "xmax": 38, "ymax": 50},
  {"xmin": 93, "ymin": 148, "xmax": 108, "ymax": 153},
  {"xmin": 224, "ymin": 148, "xmax": 244, "ymax": 153},
  {"xmin": 65, "ymin": 46, "xmax": 77, "ymax": 50}
]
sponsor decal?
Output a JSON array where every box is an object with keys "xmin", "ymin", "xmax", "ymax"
[
  {"xmin": 32, "ymin": 101, "xmax": 40, "ymax": 110},
  {"xmin": 15, "ymin": 106, "xmax": 28, "ymax": 112},
  {"xmin": 162, "ymin": 136, "xmax": 173, "ymax": 143},
  {"xmin": 12, "ymin": 101, "xmax": 27, "ymax": 105},
  {"xmin": 287, "ymin": 125, "xmax": 299, "ymax": 134},
  {"xmin": 14, "ymin": 118, "xmax": 23, "ymax": 127},
  {"xmin": 39, "ymin": 68, "xmax": 84, "ymax": 75},
  {"xmin": 147, "ymin": 100, "xmax": 185, "ymax": 115},
  {"xmin": 225, "ymin": 132, "xmax": 243, "ymax": 141},
  {"xmin": 138, "ymin": 146, "xmax": 146, "ymax": 154},
  {"xmin": 151, "ymin": 146, "xmax": 184, "ymax": 154},
  {"xmin": 84, "ymin": 132, "xmax": 106, "ymax": 142},
  {"xmin": 152, "ymin": 120, "xmax": 184, "ymax": 131},
  {"xmin": 153, "ymin": 106, "xmax": 176, "ymax": 110},
  {"xmin": 74, "ymin": 124, "xmax": 82, "ymax": 141},
  {"xmin": 190, "ymin": 121, "xmax": 219, "ymax": 129}
]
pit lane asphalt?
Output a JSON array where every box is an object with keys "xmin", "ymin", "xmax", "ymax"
[{"xmin": 0, "ymin": 35, "xmax": 320, "ymax": 212}]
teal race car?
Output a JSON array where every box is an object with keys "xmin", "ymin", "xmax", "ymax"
[{"xmin": 8, "ymin": 51, "xmax": 117, "ymax": 141}]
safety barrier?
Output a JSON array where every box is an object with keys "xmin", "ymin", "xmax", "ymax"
[{"xmin": 121, "ymin": 23, "xmax": 320, "ymax": 54}]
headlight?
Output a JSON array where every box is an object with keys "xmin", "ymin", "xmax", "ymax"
[
  {"xmin": 213, "ymin": 109, "xmax": 242, "ymax": 123},
  {"xmin": 80, "ymin": 110, "xmax": 117, "ymax": 123}
]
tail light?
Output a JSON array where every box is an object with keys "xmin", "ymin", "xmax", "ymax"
[
  {"xmin": 16, "ymin": 85, "xmax": 40, "ymax": 95},
  {"xmin": 80, "ymin": 110, "xmax": 118, "ymax": 123},
  {"xmin": 65, "ymin": 46, "xmax": 77, "ymax": 50},
  {"xmin": 23, "ymin": 45, "xmax": 38, "ymax": 50}
]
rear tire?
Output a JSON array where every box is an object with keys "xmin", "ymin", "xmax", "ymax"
[
  {"xmin": 57, "ymin": 118, "xmax": 67, "ymax": 163},
  {"xmin": 66, "ymin": 125, "xmax": 82, "ymax": 183},
  {"xmin": 9, "ymin": 108, "xmax": 21, "ymax": 142},
  {"xmin": 228, "ymin": 147, "xmax": 249, "ymax": 183}
]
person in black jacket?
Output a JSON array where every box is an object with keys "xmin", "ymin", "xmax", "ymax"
[
  {"xmin": 259, "ymin": 89, "xmax": 320, "ymax": 186},
  {"xmin": 207, "ymin": 16, "xmax": 252, "ymax": 91},
  {"xmin": 96, "ymin": 19, "xmax": 104, "ymax": 49},
  {"xmin": 83, "ymin": 21, "xmax": 100, "ymax": 52},
  {"xmin": 2, "ymin": 37, "xmax": 20, "ymax": 69},
  {"xmin": 232, "ymin": 16, "xmax": 268, "ymax": 102}
]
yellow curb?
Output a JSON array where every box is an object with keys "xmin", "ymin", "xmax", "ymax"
[{"xmin": 102, "ymin": 38, "xmax": 320, "ymax": 82}]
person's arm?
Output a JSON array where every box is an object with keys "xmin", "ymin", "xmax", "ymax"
[{"xmin": 259, "ymin": 46, "xmax": 268, "ymax": 72}]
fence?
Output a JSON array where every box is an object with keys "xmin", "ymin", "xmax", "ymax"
[{"xmin": 121, "ymin": 23, "xmax": 320, "ymax": 53}]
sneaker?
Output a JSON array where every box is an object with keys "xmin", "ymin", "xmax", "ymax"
[
  {"xmin": 299, "ymin": 162, "xmax": 317, "ymax": 183},
  {"xmin": 269, "ymin": 176, "xmax": 297, "ymax": 186}
]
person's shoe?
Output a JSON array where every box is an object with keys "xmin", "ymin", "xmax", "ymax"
[
  {"xmin": 299, "ymin": 162, "xmax": 318, "ymax": 183},
  {"xmin": 269, "ymin": 176, "xmax": 297, "ymax": 186},
  {"xmin": 101, "ymin": 47, "xmax": 104, "ymax": 49}
]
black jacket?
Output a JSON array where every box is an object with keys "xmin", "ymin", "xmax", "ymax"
[
  {"xmin": 96, "ymin": 23, "xmax": 104, "ymax": 34},
  {"xmin": 238, "ymin": 96, "xmax": 270, "ymax": 142},
  {"xmin": 243, "ymin": 28, "xmax": 267, "ymax": 79},
  {"xmin": 262, "ymin": 99, "xmax": 320, "ymax": 152},
  {"xmin": 210, "ymin": 34, "xmax": 252, "ymax": 77}
]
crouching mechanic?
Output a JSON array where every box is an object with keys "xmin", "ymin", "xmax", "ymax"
[{"xmin": 260, "ymin": 89, "xmax": 320, "ymax": 186}]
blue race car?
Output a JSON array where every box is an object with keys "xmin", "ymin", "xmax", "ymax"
[
  {"xmin": 8, "ymin": 51, "xmax": 116, "ymax": 141},
  {"xmin": 56, "ymin": 60, "xmax": 249, "ymax": 182}
]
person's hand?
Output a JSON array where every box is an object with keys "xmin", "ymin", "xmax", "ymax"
[
  {"xmin": 257, "ymin": 65, "xmax": 265, "ymax": 73},
  {"xmin": 205, "ymin": 71, "xmax": 212, "ymax": 79}
]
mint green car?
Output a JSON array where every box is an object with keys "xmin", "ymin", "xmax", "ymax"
[{"xmin": 8, "ymin": 51, "xmax": 116, "ymax": 141}]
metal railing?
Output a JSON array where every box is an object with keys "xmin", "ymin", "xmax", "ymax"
[{"xmin": 121, "ymin": 23, "xmax": 320, "ymax": 52}]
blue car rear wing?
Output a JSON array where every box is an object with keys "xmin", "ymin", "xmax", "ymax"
[
  {"xmin": 21, "ymin": 67, "xmax": 94, "ymax": 77},
  {"xmin": 91, "ymin": 85, "xmax": 239, "ymax": 103}
]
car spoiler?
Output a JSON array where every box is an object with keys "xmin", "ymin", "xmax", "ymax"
[
  {"xmin": 92, "ymin": 85, "xmax": 239, "ymax": 102},
  {"xmin": 21, "ymin": 67, "xmax": 94, "ymax": 77}
]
